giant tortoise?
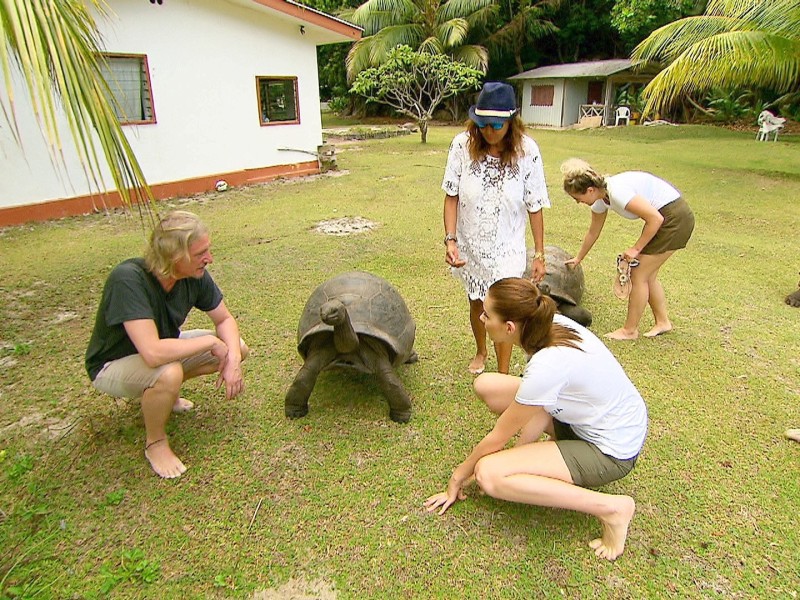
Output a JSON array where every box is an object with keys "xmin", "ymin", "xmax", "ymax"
[
  {"xmin": 524, "ymin": 246, "xmax": 593, "ymax": 327},
  {"xmin": 285, "ymin": 271, "xmax": 417, "ymax": 423}
]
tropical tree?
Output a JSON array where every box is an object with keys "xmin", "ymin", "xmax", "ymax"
[
  {"xmin": 610, "ymin": 0, "xmax": 696, "ymax": 50},
  {"xmin": 1, "ymin": 0, "xmax": 152, "ymax": 217},
  {"xmin": 342, "ymin": 0, "xmax": 494, "ymax": 81},
  {"xmin": 480, "ymin": 0, "xmax": 561, "ymax": 75},
  {"xmin": 633, "ymin": 0, "xmax": 800, "ymax": 117},
  {"xmin": 350, "ymin": 45, "xmax": 482, "ymax": 141}
]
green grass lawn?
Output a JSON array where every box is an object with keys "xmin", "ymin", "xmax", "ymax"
[{"xmin": 1, "ymin": 124, "xmax": 799, "ymax": 598}]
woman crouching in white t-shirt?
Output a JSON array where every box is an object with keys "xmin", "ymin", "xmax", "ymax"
[
  {"xmin": 561, "ymin": 158, "xmax": 695, "ymax": 340},
  {"xmin": 425, "ymin": 277, "xmax": 647, "ymax": 561}
]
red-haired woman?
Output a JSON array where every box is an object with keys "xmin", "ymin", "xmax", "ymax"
[{"xmin": 425, "ymin": 277, "xmax": 647, "ymax": 561}]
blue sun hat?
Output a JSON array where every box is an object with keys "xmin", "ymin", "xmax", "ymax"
[{"xmin": 468, "ymin": 82, "xmax": 517, "ymax": 128}]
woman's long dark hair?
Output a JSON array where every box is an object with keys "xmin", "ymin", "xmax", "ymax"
[
  {"xmin": 487, "ymin": 278, "xmax": 583, "ymax": 356},
  {"xmin": 466, "ymin": 115, "xmax": 525, "ymax": 166}
]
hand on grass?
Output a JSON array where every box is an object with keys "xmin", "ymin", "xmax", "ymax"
[{"xmin": 424, "ymin": 478, "xmax": 467, "ymax": 515}]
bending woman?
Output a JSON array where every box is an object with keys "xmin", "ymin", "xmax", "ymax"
[
  {"xmin": 561, "ymin": 158, "xmax": 695, "ymax": 340},
  {"xmin": 443, "ymin": 82, "xmax": 550, "ymax": 375},
  {"xmin": 425, "ymin": 278, "xmax": 647, "ymax": 561}
]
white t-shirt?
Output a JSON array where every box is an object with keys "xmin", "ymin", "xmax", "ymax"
[
  {"xmin": 591, "ymin": 171, "xmax": 681, "ymax": 220},
  {"xmin": 515, "ymin": 314, "xmax": 648, "ymax": 459}
]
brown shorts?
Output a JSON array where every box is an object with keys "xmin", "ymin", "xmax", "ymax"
[
  {"xmin": 92, "ymin": 329, "xmax": 219, "ymax": 399},
  {"xmin": 641, "ymin": 197, "xmax": 695, "ymax": 255},
  {"xmin": 553, "ymin": 420, "xmax": 638, "ymax": 488}
]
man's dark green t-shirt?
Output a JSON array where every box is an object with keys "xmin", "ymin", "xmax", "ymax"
[{"xmin": 85, "ymin": 258, "xmax": 223, "ymax": 381}]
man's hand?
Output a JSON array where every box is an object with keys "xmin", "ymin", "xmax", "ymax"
[{"xmin": 217, "ymin": 354, "xmax": 244, "ymax": 400}]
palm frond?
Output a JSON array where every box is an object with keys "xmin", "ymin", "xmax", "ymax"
[
  {"xmin": 0, "ymin": 0, "xmax": 153, "ymax": 216},
  {"xmin": 642, "ymin": 30, "xmax": 800, "ymax": 113},
  {"xmin": 448, "ymin": 44, "xmax": 488, "ymax": 72},
  {"xmin": 438, "ymin": 0, "xmax": 495, "ymax": 21},
  {"xmin": 436, "ymin": 18, "xmax": 470, "ymax": 47},
  {"xmin": 633, "ymin": 15, "xmax": 747, "ymax": 62},
  {"xmin": 346, "ymin": 24, "xmax": 425, "ymax": 79},
  {"xmin": 349, "ymin": 0, "xmax": 418, "ymax": 32}
]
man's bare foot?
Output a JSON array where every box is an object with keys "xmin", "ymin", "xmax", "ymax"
[
  {"xmin": 172, "ymin": 397, "xmax": 194, "ymax": 413},
  {"xmin": 643, "ymin": 323, "xmax": 672, "ymax": 338},
  {"xmin": 589, "ymin": 495, "xmax": 636, "ymax": 561},
  {"xmin": 605, "ymin": 328, "xmax": 638, "ymax": 341},
  {"xmin": 785, "ymin": 428, "xmax": 800, "ymax": 443},
  {"xmin": 144, "ymin": 438, "xmax": 187, "ymax": 479},
  {"xmin": 468, "ymin": 354, "xmax": 487, "ymax": 375}
]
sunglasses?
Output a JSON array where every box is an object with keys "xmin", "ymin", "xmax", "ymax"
[{"xmin": 478, "ymin": 122, "xmax": 505, "ymax": 130}]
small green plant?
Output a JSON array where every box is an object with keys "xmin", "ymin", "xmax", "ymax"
[
  {"xmin": 7, "ymin": 455, "xmax": 34, "ymax": 481},
  {"xmin": 102, "ymin": 489, "xmax": 126, "ymax": 507},
  {"xmin": 98, "ymin": 548, "xmax": 160, "ymax": 595},
  {"xmin": 12, "ymin": 343, "xmax": 31, "ymax": 356},
  {"xmin": 327, "ymin": 95, "xmax": 348, "ymax": 115},
  {"xmin": 704, "ymin": 88, "xmax": 757, "ymax": 122}
]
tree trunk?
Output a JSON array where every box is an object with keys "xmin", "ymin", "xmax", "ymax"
[{"xmin": 419, "ymin": 120, "xmax": 428, "ymax": 143}]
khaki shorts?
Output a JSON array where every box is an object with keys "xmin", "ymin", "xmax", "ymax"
[
  {"xmin": 553, "ymin": 420, "xmax": 638, "ymax": 488},
  {"xmin": 92, "ymin": 329, "xmax": 218, "ymax": 399},
  {"xmin": 641, "ymin": 197, "xmax": 695, "ymax": 255}
]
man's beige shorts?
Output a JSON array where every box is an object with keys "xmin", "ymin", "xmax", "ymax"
[{"xmin": 92, "ymin": 330, "xmax": 218, "ymax": 399}]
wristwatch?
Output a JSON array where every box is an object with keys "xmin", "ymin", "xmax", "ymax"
[
  {"xmin": 444, "ymin": 233, "xmax": 457, "ymax": 245},
  {"xmin": 532, "ymin": 251, "xmax": 546, "ymax": 264}
]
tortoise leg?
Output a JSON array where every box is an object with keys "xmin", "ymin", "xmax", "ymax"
[
  {"xmin": 558, "ymin": 303, "xmax": 593, "ymax": 328},
  {"xmin": 364, "ymin": 339, "xmax": 412, "ymax": 423},
  {"xmin": 405, "ymin": 350, "xmax": 419, "ymax": 364},
  {"xmin": 285, "ymin": 337, "xmax": 338, "ymax": 419},
  {"xmin": 786, "ymin": 288, "xmax": 800, "ymax": 308}
]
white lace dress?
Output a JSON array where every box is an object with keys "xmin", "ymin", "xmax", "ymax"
[{"xmin": 442, "ymin": 131, "xmax": 550, "ymax": 300}]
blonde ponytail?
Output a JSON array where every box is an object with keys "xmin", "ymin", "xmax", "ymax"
[{"xmin": 560, "ymin": 158, "xmax": 606, "ymax": 195}]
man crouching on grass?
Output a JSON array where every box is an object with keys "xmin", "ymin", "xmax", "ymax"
[{"xmin": 85, "ymin": 211, "xmax": 248, "ymax": 478}]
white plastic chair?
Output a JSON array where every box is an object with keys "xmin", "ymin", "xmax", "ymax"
[
  {"xmin": 756, "ymin": 110, "xmax": 786, "ymax": 141},
  {"xmin": 615, "ymin": 106, "xmax": 631, "ymax": 126}
]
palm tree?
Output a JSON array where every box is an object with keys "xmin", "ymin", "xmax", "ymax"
[
  {"xmin": 343, "ymin": 0, "xmax": 494, "ymax": 81},
  {"xmin": 1, "ymin": 0, "xmax": 152, "ymax": 217},
  {"xmin": 633, "ymin": 0, "xmax": 800, "ymax": 116},
  {"xmin": 482, "ymin": 0, "xmax": 561, "ymax": 75}
]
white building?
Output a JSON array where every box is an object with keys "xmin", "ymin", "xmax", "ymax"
[
  {"xmin": 0, "ymin": 0, "xmax": 360, "ymax": 226},
  {"xmin": 509, "ymin": 59, "xmax": 659, "ymax": 128}
]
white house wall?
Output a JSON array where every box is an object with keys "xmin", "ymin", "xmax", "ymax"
[{"xmin": 0, "ymin": 0, "xmax": 329, "ymax": 212}]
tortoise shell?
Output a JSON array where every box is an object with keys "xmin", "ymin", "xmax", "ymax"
[
  {"xmin": 524, "ymin": 245, "xmax": 586, "ymax": 306},
  {"xmin": 297, "ymin": 271, "xmax": 416, "ymax": 366}
]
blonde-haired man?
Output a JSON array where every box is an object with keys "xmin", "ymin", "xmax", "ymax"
[{"xmin": 86, "ymin": 211, "xmax": 247, "ymax": 478}]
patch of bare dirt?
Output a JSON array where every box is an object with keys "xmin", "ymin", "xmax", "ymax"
[
  {"xmin": 251, "ymin": 577, "xmax": 337, "ymax": 599},
  {"xmin": 313, "ymin": 216, "xmax": 379, "ymax": 236}
]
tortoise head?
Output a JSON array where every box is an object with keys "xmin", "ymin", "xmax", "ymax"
[{"xmin": 320, "ymin": 299, "xmax": 348, "ymax": 326}]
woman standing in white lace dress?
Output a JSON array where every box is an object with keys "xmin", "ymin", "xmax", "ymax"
[{"xmin": 443, "ymin": 82, "xmax": 550, "ymax": 375}]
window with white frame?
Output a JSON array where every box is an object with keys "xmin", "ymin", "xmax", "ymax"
[
  {"xmin": 98, "ymin": 53, "xmax": 155, "ymax": 124},
  {"xmin": 257, "ymin": 77, "xmax": 299, "ymax": 125}
]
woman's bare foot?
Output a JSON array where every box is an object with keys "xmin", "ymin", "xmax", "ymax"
[
  {"xmin": 589, "ymin": 495, "xmax": 636, "ymax": 561},
  {"xmin": 144, "ymin": 438, "xmax": 187, "ymax": 479},
  {"xmin": 172, "ymin": 397, "xmax": 194, "ymax": 413},
  {"xmin": 605, "ymin": 328, "xmax": 638, "ymax": 341},
  {"xmin": 468, "ymin": 353, "xmax": 487, "ymax": 375},
  {"xmin": 785, "ymin": 428, "xmax": 800, "ymax": 443},
  {"xmin": 643, "ymin": 323, "xmax": 672, "ymax": 338}
]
